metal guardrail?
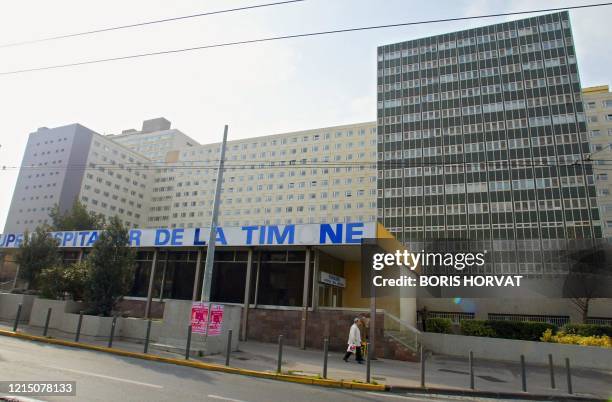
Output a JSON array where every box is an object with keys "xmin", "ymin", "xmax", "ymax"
[
  {"xmin": 417, "ymin": 311, "xmax": 475, "ymax": 324},
  {"xmin": 586, "ymin": 317, "xmax": 612, "ymax": 326},
  {"xmin": 488, "ymin": 313, "xmax": 570, "ymax": 327}
]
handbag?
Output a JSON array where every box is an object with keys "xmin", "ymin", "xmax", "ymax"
[{"xmin": 347, "ymin": 344, "xmax": 356, "ymax": 352}]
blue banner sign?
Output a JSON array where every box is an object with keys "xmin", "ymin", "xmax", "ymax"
[{"xmin": 0, "ymin": 222, "xmax": 376, "ymax": 249}]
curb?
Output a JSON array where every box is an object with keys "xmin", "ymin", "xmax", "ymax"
[
  {"xmin": 386, "ymin": 385, "xmax": 607, "ymax": 402},
  {"xmin": 0, "ymin": 329, "xmax": 384, "ymax": 392}
]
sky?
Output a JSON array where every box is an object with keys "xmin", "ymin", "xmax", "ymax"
[{"xmin": 0, "ymin": 0, "xmax": 610, "ymax": 229}]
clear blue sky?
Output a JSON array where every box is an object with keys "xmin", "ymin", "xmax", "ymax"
[{"xmin": 0, "ymin": 0, "xmax": 610, "ymax": 229}]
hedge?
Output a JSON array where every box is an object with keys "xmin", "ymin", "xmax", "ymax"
[
  {"xmin": 460, "ymin": 320, "xmax": 557, "ymax": 341},
  {"xmin": 425, "ymin": 317, "xmax": 453, "ymax": 334},
  {"xmin": 562, "ymin": 323, "xmax": 612, "ymax": 337}
]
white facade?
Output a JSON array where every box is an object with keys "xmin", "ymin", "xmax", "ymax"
[
  {"xmin": 6, "ymin": 119, "xmax": 378, "ymax": 232},
  {"xmin": 108, "ymin": 117, "xmax": 199, "ymax": 161},
  {"xmin": 584, "ymin": 85, "xmax": 612, "ymax": 239},
  {"xmin": 4, "ymin": 124, "xmax": 153, "ymax": 232},
  {"xmin": 146, "ymin": 122, "xmax": 378, "ymax": 228},
  {"xmin": 77, "ymin": 136, "xmax": 153, "ymax": 228}
]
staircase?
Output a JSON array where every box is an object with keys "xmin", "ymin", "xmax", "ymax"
[{"xmin": 382, "ymin": 312, "xmax": 421, "ymax": 361}]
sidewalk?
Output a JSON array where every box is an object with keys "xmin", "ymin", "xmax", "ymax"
[
  {"xmin": 204, "ymin": 340, "xmax": 611, "ymax": 400},
  {"xmin": 2, "ymin": 320, "xmax": 610, "ymax": 400}
]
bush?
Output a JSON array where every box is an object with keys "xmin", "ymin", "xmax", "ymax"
[
  {"xmin": 39, "ymin": 266, "xmax": 66, "ymax": 299},
  {"xmin": 426, "ymin": 317, "xmax": 453, "ymax": 334},
  {"xmin": 541, "ymin": 328, "xmax": 611, "ymax": 348},
  {"xmin": 63, "ymin": 261, "xmax": 89, "ymax": 301},
  {"xmin": 460, "ymin": 320, "xmax": 496, "ymax": 337},
  {"xmin": 562, "ymin": 324, "xmax": 612, "ymax": 337},
  {"xmin": 487, "ymin": 320, "xmax": 557, "ymax": 341},
  {"xmin": 460, "ymin": 319, "xmax": 557, "ymax": 341},
  {"xmin": 38, "ymin": 262, "xmax": 89, "ymax": 300}
]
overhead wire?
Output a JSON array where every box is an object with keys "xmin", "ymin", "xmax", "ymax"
[
  {"xmin": 0, "ymin": 0, "xmax": 306, "ymax": 48},
  {"xmin": 1, "ymin": 2, "xmax": 612, "ymax": 75}
]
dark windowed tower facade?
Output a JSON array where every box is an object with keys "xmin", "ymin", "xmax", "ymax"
[{"xmin": 377, "ymin": 12, "xmax": 602, "ymax": 274}]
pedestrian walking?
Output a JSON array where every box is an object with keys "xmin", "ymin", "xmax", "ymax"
[{"xmin": 343, "ymin": 317, "xmax": 364, "ymax": 364}]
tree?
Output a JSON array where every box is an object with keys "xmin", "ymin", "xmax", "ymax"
[
  {"xmin": 85, "ymin": 217, "xmax": 135, "ymax": 316},
  {"xmin": 49, "ymin": 200, "xmax": 105, "ymax": 231},
  {"xmin": 15, "ymin": 225, "xmax": 61, "ymax": 289},
  {"xmin": 563, "ymin": 244, "xmax": 612, "ymax": 323}
]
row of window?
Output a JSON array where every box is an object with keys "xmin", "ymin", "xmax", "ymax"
[
  {"xmin": 391, "ymin": 177, "xmax": 589, "ymax": 197},
  {"xmin": 378, "ymin": 21, "xmax": 570, "ymax": 61}
]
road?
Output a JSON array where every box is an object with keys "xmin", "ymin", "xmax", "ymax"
[{"xmin": 0, "ymin": 336, "xmax": 543, "ymax": 402}]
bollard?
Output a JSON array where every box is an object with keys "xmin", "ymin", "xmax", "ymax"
[
  {"xmin": 469, "ymin": 351, "xmax": 475, "ymax": 390},
  {"xmin": 13, "ymin": 303, "xmax": 22, "ymax": 332},
  {"xmin": 520, "ymin": 355, "xmax": 527, "ymax": 392},
  {"xmin": 75, "ymin": 311, "xmax": 84, "ymax": 342},
  {"xmin": 366, "ymin": 342, "xmax": 372, "ymax": 383},
  {"xmin": 108, "ymin": 315, "xmax": 117, "ymax": 348},
  {"xmin": 548, "ymin": 354, "xmax": 556, "ymax": 389},
  {"xmin": 565, "ymin": 358, "xmax": 573, "ymax": 395},
  {"xmin": 144, "ymin": 319, "xmax": 152, "ymax": 354},
  {"xmin": 276, "ymin": 335, "xmax": 284, "ymax": 373},
  {"xmin": 185, "ymin": 325, "xmax": 192, "ymax": 360},
  {"xmin": 420, "ymin": 344, "xmax": 425, "ymax": 388},
  {"xmin": 322, "ymin": 338, "xmax": 329, "ymax": 379},
  {"xmin": 43, "ymin": 307, "xmax": 52, "ymax": 337},
  {"xmin": 225, "ymin": 329, "xmax": 233, "ymax": 366}
]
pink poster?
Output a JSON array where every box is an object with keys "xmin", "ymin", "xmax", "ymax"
[
  {"xmin": 191, "ymin": 303, "xmax": 224, "ymax": 336},
  {"xmin": 190, "ymin": 302, "xmax": 208, "ymax": 334},
  {"xmin": 208, "ymin": 304, "xmax": 224, "ymax": 336}
]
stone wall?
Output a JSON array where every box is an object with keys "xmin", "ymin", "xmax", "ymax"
[
  {"xmin": 116, "ymin": 299, "xmax": 164, "ymax": 319},
  {"xmin": 245, "ymin": 308, "xmax": 386, "ymax": 355}
]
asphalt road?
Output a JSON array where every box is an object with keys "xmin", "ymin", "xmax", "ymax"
[{"xmin": 0, "ymin": 336, "xmax": 536, "ymax": 402}]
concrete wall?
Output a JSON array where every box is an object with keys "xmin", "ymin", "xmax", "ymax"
[
  {"xmin": 60, "ymin": 313, "xmax": 116, "ymax": 338},
  {"xmin": 118, "ymin": 317, "xmax": 161, "ymax": 342},
  {"xmin": 29, "ymin": 298, "xmax": 83, "ymax": 328},
  {"xmin": 157, "ymin": 300, "xmax": 241, "ymax": 355},
  {"xmin": 342, "ymin": 260, "xmax": 408, "ymax": 319},
  {"xmin": 0, "ymin": 293, "xmax": 36, "ymax": 322},
  {"xmin": 421, "ymin": 332, "xmax": 612, "ymax": 370}
]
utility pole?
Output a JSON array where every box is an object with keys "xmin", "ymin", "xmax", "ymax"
[{"xmin": 201, "ymin": 125, "xmax": 228, "ymax": 302}]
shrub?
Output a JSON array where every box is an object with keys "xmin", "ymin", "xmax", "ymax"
[
  {"xmin": 562, "ymin": 324, "xmax": 612, "ymax": 337},
  {"xmin": 63, "ymin": 261, "xmax": 89, "ymax": 301},
  {"xmin": 487, "ymin": 320, "xmax": 556, "ymax": 341},
  {"xmin": 38, "ymin": 262, "xmax": 89, "ymax": 300},
  {"xmin": 426, "ymin": 317, "xmax": 453, "ymax": 334},
  {"xmin": 460, "ymin": 319, "xmax": 557, "ymax": 341},
  {"xmin": 39, "ymin": 266, "xmax": 66, "ymax": 299},
  {"xmin": 460, "ymin": 320, "xmax": 496, "ymax": 337},
  {"xmin": 541, "ymin": 328, "xmax": 611, "ymax": 348}
]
